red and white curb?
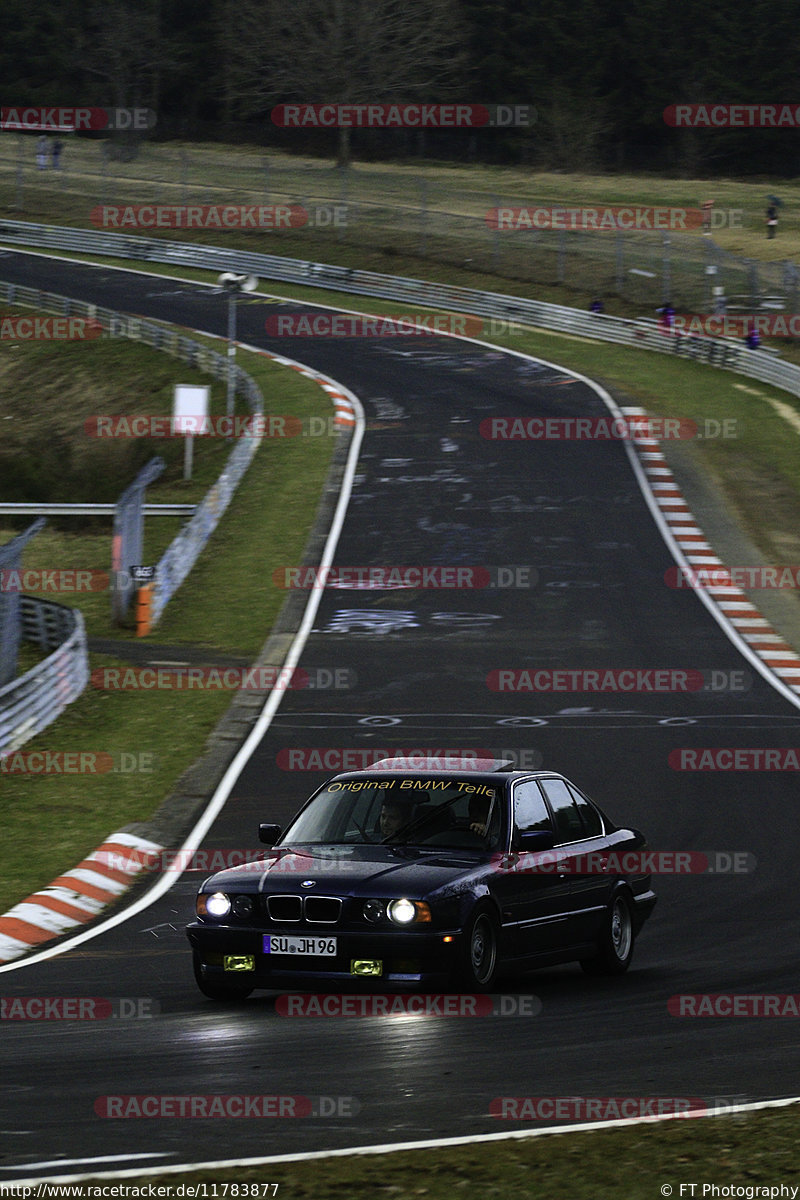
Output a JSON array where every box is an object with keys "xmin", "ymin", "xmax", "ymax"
[
  {"xmin": 0, "ymin": 831, "xmax": 162, "ymax": 963},
  {"xmin": 261, "ymin": 350, "xmax": 357, "ymax": 427},
  {"xmin": 622, "ymin": 405, "xmax": 800, "ymax": 692}
]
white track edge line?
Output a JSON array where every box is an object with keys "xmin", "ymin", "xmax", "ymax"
[{"xmin": 5, "ymin": 1095, "xmax": 800, "ymax": 1185}]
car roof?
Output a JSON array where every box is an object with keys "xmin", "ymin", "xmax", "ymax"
[{"xmin": 331, "ymin": 757, "xmax": 568, "ymax": 785}]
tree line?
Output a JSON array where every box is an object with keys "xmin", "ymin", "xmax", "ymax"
[{"xmin": 2, "ymin": 0, "xmax": 799, "ymax": 176}]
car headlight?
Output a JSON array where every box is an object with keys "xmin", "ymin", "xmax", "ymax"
[
  {"xmin": 199, "ymin": 891, "xmax": 231, "ymax": 919},
  {"xmin": 387, "ymin": 899, "xmax": 431, "ymax": 925}
]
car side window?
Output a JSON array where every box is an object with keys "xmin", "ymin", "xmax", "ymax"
[
  {"xmin": 513, "ymin": 781, "xmax": 552, "ymax": 834},
  {"xmin": 568, "ymin": 784, "xmax": 604, "ymax": 838},
  {"xmin": 540, "ymin": 778, "xmax": 586, "ymax": 844}
]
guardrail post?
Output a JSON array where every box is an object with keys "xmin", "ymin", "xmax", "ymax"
[
  {"xmin": 112, "ymin": 457, "xmax": 165, "ymax": 626},
  {"xmin": 0, "ymin": 518, "xmax": 46, "ymax": 686}
]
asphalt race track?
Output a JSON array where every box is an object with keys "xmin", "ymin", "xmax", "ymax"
[{"xmin": 1, "ymin": 250, "xmax": 799, "ymax": 1178}]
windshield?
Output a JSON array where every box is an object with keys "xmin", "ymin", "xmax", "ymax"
[{"xmin": 280, "ymin": 777, "xmax": 503, "ymax": 850}]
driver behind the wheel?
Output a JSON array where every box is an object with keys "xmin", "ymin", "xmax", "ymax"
[{"xmin": 378, "ymin": 797, "xmax": 408, "ymax": 839}]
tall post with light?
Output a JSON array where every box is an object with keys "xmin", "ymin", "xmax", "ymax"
[{"xmin": 217, "ymin": 272, "xmax": 258, "ymax": 429}]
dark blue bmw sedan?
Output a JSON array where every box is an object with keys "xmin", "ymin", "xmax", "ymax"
[{"xmin": 186, "ymin": 757, "xmax": 656, "ymax": 999}]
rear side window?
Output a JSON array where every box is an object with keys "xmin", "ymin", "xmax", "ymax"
[
  {"xmin": 513, "ymin": 782, "xmax": 552, "ymax": 834},
  {"xmin": 540, "ymin": 778, "xmax": 586, "ymax": 844},
  {"xmin": 568, "ymin": 784, "xmax": 604, "ymax": 838}
]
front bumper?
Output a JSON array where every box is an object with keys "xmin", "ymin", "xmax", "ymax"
[{"xmin": 186, "ymin": 921, "xmax": 461, "ymax": 990}]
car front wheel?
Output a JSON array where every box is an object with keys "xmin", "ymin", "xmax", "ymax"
[
  {"xmin": 580, "ymin": 891, "xmax": 635, "ymax": 976},
  {"xmin": 459, "ymin": 904, "xmax": 499, "ymax": 991},
  {"xmin": 193, "ymin": 952, "xmax": 254, "ymax": 1001}
]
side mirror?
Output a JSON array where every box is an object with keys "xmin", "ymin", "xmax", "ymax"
[
  {"xmin": 517, "ymin": 829, "xmax": 556, "ymax": 851},
  {"xmin": 259, "ymin": 823, "xmax": 282, "ymax": 845}
]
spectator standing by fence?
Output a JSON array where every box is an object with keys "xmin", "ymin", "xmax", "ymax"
[{"xmin": 657, "ymin": 301, "xmax": 675, "ymax": 334}]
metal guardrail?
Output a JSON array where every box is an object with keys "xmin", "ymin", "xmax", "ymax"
[
  {"xmin": 2, "ymin": 218, "xmax": 799, "ymax": 403},
  {"xmin": 0, "ymin": 274, "xmax": 266, "ymax": 628},
  {"xmin": 0, "ymin": 265, "xmax": 266, "ymax": 754},
  {"xmin": 0, "ymin": 597, "xmax": 88, "ymax": 757},
  {"xmin": 0, "ymin": 503, "xmax": 197, "ymax": 516}
]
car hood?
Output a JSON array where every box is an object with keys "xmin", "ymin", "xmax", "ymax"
[{"xmin": 200, "ymin": 844, "xmax": 488, "ymax": 896}]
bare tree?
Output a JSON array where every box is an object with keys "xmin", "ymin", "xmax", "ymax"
[
  {"xmin": 220, "ymin": 0, "xmax": 467, "ymax": 163},
  {"xmin": 73, "ymin": 0, "xmax": 164, "ymax": 110}
]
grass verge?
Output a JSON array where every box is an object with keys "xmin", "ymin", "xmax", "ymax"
[
  {"xmin": 48, "ymin": 1104, "xmax": 800, "ymax": 1197},
  {"xmin": 0, "ymin": 319, "xmax": 333, "ymax": 913},
  {"xmin": 3, "ymin": 149, "xmax": 800, "ymax": 315}
]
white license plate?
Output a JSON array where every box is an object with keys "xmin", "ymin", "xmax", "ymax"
[{"xmin": 264, "ymin": 934, "xmax": 337, "ymax": 956}]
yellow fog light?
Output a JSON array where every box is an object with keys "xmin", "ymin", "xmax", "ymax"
[
  {"xmin": 223, "ymin": 955, "xmax": 255, "ymax": 972},
  {"xmin": 351, "ymin": 959, "xmax": 383, "ymax": 976}
]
